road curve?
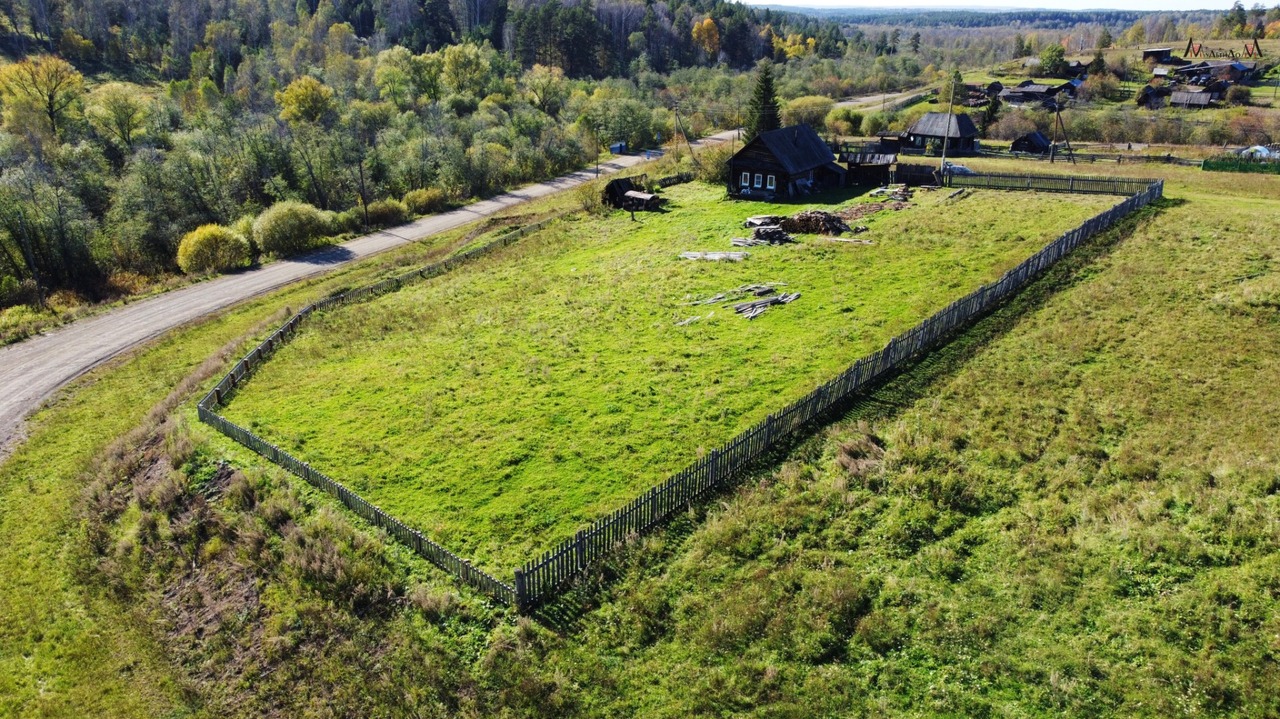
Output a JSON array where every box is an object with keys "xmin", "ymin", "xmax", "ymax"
[{"xmin": 0, "ymin": 130, "xmax": 738, "ymax": 453}]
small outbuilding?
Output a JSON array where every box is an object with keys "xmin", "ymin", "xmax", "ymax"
[
  {"xmin": 1011, "ymin": 130, "xmax": 1052, "ymax": 154},
  {"xmin": 727, "ymin": 124, "xmax": 846, "ymax": 198},
  {"xmin": 1143, "ymin": 47, "xmax": 1174, "ymax": 64},
  {"xmin": 1170, "ymin": 91, "xmax": 1214, "ymax": 109},
  {"xmin": 902, "ymin": 112, "xmax": 980, "ymax": 155},
  {"xmin": 602, "ymin": 175, "xmax": 663, "ymax": 211}
]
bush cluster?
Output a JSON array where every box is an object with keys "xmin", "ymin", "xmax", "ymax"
[
  {"xmin": 252, "ymin": 201, "xmax": 335, "ymax": 257},
  {"xmin": 176, "ymin": 225, "xmax": 250, "ymax": 275},
  {"xmin": 363, "ymin": 199, "xmax": 410, "ymax": 228},
  {"xmin": 404, "ymin": 188, "xmax": 450, "ymax": 215}
]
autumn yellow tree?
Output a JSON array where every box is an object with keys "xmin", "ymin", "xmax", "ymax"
[
  {"xmin": 0, "ymin": 55, "xmax": 85, "ymax": 140},
  {"xmin": 85, "ymin": 83, "xmax": 151, "ymax": 150},
  {"xmin": 275, "ymin": 75, "xmax": 337, "ymax": 127},
  {"xmin": 692, "ymin": 18, "xmax": 720, "ymax": 58}
]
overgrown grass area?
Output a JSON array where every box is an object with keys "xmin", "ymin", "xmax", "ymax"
[
  {"xmin": 220, "ymin": 182, "xmax": 1116, "ymax": 570},
  {"xmin": 0, "ymin": 195, "xmax": 568, "ymax": 718}
]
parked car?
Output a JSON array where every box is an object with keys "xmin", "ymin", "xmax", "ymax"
[{"xmin": 942, "ymin": 162, "xmax": 976, "ymax": 176}]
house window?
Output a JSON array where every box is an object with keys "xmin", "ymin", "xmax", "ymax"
[
  {"xmin": 754, "ymin": 173, "xmax": 763, "ymax": 188},
  {"xmin": 740, "ymin": 171, "xmax": 750, "ymax": 187},
  {"xmin": 766, "ymin": 175, "xmax": 776, "ymax": 190}
]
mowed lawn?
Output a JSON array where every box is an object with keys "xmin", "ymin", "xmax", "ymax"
[{"xmin": 223, "ymin": 181, "xmax": 1116, "ymax": 569}]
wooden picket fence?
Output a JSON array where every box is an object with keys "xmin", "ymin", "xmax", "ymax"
[
  {"xmin": 512, "ymin": 176, "xmax": 1163, "ymax": 609},
  {"xmin": 196, "ymin": 216, "xmax": 561, "ymax": 603},
  {"xmin": 198, "ymin": 176, "xmax": 1163, "ymax": 612},
  {"xmin": 943, "ymin": 172, "xmax": 1157, "ymax": 196}
]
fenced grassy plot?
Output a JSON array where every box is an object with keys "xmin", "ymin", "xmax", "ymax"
[{"xmin": 223, "ymin": 182, "xmax": 1115, "ymax": 570}]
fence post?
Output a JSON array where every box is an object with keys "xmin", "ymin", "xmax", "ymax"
[
  {"xmin": 513, "ymin": 569, "xmax": 527, "ymax": 610},
  {"xmin": 575, "ymin": 530, "xmax": 585, "ymax": 569}
]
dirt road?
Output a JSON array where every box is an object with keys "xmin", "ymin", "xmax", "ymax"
[{"xmin": 0, "ymin": 130, "xmax": 737, "ymax": 454}]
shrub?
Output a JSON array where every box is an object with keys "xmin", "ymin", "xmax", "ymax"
[
  {"xmin": 332, "ymin": 208, "xmax": 362, "ymax": 234},
  {"xmin": 404, "ymin": 187, "xmax": 450, "ymax": 215},
  {"xmin": 363, "ymin": 198, "xmax": 409, "ymax": 228},
  {"xmin": 693, "ymin": 143, "xmax": 733, "ymax": 185},
  {"xmin": 1225, "ymin": 86, "xmax": 1252, "ymax": 106},
  {"xmin": 231, "ymin": 215, "xmax": 258, "ymax": 257},
  {"xmin": 176, "ymin": 224, "xmax": 250, "ymax": 274},
  {"xmin": 252, "ymin": 201, "xmax": 332, "ymax": 257}
]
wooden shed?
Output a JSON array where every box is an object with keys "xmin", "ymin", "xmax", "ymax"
[
  {"xmin": 727, "ymin": 124, "xmax": 846, "ymax": 198},
  {"xmin": 1011, "ymin": 130, "xmax": 1052, "ymax": 154},
  {"xmin": 602, "ymin": 175, "xmax": 662, "ymax": 211},
  {"xmin": 903, "ymin": 112, "xmax": 980, "ymax": 155}
]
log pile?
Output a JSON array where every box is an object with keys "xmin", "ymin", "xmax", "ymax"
[
  {"xmin": 752, "ymin": 226, "xmax": 795, "ymax": 244},
  {"xmin": 680, "ymin": 251, "xmax": 749, "ymax": 261},
  {"xmin": 688, "ymin": 283, "xmax": 782, "ymax": 306},
  {"xmin": 733, "ymin": 292, "xmax": 800, "ymax": 320},
  {"xmin": 779, "ymin": 210, "xmax": 852, "ymax": 236},
  {"xmin": 743, "ymin": 215, "xmax": 784, "ymax": 228}
]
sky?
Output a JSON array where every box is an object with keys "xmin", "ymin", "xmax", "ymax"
[{"xmin": 741, "ymin": 1, "xmax": 1239, "ymax": 10}]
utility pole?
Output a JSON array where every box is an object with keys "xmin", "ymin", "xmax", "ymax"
[{"xmin": 939, "ymin": 75, "xmax": 957, "ymax": 174}]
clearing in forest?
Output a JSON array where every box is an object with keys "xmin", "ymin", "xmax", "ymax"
[{"xmin": 223, "ymin": 181, "xmax": 1115, "ymax": 570}]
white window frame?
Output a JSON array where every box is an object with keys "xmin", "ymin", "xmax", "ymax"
[
  {"xmin": 766, "ymin": 174, "xmax": 776, "ymax": 190},
  {"xmin": 740, "ymin": 171, "xmax": 750, "ymax": 187},
  {"xmin": 754, "ymin": 173, "xmax": 763, "ymax": 188}
]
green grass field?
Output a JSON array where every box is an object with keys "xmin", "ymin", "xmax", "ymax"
[
  {"xmin": 3, "ymin": 152, "xmax": 1279, "ymax": 717},
  {"xmin": 220, "ymin": 182, "xmax": 1116, "ymax": 570}
]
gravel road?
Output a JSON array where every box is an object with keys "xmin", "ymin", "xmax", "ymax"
[{"xmin": 0, "ymin": 130, "xmax": 737, "ymax": 454}]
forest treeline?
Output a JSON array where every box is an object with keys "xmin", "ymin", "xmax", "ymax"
[{"xmin": 0, "ymin": 0, "xmax": 1278, "ymax": 322}]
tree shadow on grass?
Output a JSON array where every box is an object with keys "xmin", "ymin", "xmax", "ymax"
[{"xmin": 526, "ymin": 196, "xmax": 1179, "ymax": 633}]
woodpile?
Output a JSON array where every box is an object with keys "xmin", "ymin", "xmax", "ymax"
[
  {"xmin": 743, "ymin": 215, "xmax": 784, "ymax": 228},
  {"xmin": 688, "ymin": 283, "xmax": 783, "ymax": 306},
  {"xmin": 680, "ymin": 251, "xmax": 749, "ymax": 262},
  {"xmin": 751, "ymin": 226, "xmax": 795, "ymax": 244},
  {"xmin": 733, "ymin": 292, "xmax": 800, "ymax": 320},
  {"xmin": 779, "ymin": 210, "xmax": 852, "ymax": 236}
]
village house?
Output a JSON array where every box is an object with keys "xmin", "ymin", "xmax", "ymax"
[
  {"xmin": 902, "ymin": 112, "xmax": 980, "ymax": 155},
  {"xmin": 998, "ymin": 79, "xmax": 1075, "ymax": 108},
  {"xmin": 726, "ymin": 124, "xmax": 846, "ymax": 198},
  {"xmin": 1011, "ymin": 130, "xmax": 1052, "ymax": 154}
]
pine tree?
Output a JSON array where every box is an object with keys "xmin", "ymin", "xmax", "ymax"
[{"xmin": 745, "ymin": 59, "xmax": 780, "ymax": 140}]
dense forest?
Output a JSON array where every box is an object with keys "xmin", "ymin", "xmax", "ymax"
[{"xmin": 0, "ymin": 0, "xmax": 847, "ymax": 317}]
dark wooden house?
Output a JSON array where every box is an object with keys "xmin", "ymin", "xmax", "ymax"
[
  {"xmin": 902, "ymin": 112, "xmax": 979, "ymax": 155},
  {"xmin": 1011, "ymin": 130, "xmax": 1052, "ymax": 154},
  {"xmin": 727, "ymin": 124, "xmax": 846, "ymax": 198}
]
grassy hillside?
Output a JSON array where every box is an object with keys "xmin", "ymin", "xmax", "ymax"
[
  {"xmin": 2, "ymin": 156, "xmax": 1278, "ymax": 717},
  {"xmin": 220, "ymin": 182, "xmax": 1115, "ymax": 570}
]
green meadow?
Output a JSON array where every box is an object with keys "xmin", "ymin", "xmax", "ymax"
[{"xmin": 221, "ymin": 182, "xmax": 1116, "ymax": 569}]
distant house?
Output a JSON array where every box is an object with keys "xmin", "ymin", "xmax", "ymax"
[
  {"xmin": 1143, "ymin": 47, "xmax": 1174, "ymax": 64},
  {"xmin": 1011, "ymin": 130, "xmax": 1052, "ymax": 154},
  {"xmin": 1172, "ymin": 60, "xmax": 1258, "ymax": 84},
  {"xmin": 1136, "ymin": 84, "xmax": 1172, "ymax": 109},
  {"xmin": 903, "ymin": 112, "xmax": 979, "ymax": 155},
  {"xmin": 999, "ymin": 80, "xmax": 1074, "ymax": 108},
  {"xmin": 1170, "ymin": 91, "xmax": 1214, "ymax": 109},
  {"xmin": 727, "ymin": 124, "xmax": 845, "ymax": 198}
]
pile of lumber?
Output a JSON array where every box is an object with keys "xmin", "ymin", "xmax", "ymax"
[
  {"xmin": 680, "ymin": 251, "xmax": 749, "ymax": 262},
  {"xmin": 688, "ymin": 283, "xmax": 784, "ymax": 306},
  {"xmin": 733, "ymin": 292, "xmax": 800, "ymax": 320},
  {"xmin": 870, "ymin": 185, "xmax": 914, "ymax": 202},
  {"xmin": 752, "ymin": 226, "xmax": 795, "ymax": 244},
  {"xmin": 743, "ymin": 215, "xmax": 784, "ymax": 228},
  {"xmin": 779, "ymin": 210, "xmax": 852, "ymax": 236}
]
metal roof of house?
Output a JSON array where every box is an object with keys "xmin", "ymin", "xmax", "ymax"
[
  {"xmin": 743, "ymin": 124, "xmax": 837, "ymax": 176},
  {"xmin": 907, "ymin": 112, "xmax": 979, "ymax": 139},
  {"xmin": 1170, "ymin": 91, "xmax": 1213, "ymax": 106}
]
